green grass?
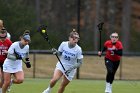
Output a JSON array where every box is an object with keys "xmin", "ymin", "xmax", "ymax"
[{"xmin": 9, "ymin": 78, "xmax": 140, "ymax": 93}]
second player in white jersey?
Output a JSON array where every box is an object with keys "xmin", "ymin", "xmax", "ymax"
[
  {"xmin": 3, "ymin": 41, "xmax": 29, "ymax": 73},
  {"xmin": 2, "ymin": 30, "xmax": 31, "ymax": 93}
]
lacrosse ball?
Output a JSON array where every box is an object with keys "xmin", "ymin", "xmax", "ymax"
[{"xmin": 42, "ymin": 29, "xmax": 46, "ymax": 33}]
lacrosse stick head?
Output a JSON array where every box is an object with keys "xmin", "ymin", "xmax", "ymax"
[
  {"xmin": 37, "ymin": 25, "xmax": 49, "ymax": 41},
  {"xmin": 97, "ymin": 22, "xmax": 104, "ymax": 31}
]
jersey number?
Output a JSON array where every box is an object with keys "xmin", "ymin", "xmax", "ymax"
[
  {"xmin": 64, "ymin": 55, "xmax": 70, "ymax": 61},
  {"xmin": 0, "ymin": 50, "xmax": 6, "ymax": 55}
]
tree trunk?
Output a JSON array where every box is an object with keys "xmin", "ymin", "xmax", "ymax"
[
  {"xmin": 35, "ymin": 0, "xmax": 41, "ymax": 23},
  {"xmin": 107, "ymin": 0, "xmax": 116, "ymax": 34},
  {"xmin": 121, "ymin": 0, "xmax": 132, "ymax": 52},
  {"xmin": 94, "ymin": 0, "xmax": 102, "ymax": 51}
]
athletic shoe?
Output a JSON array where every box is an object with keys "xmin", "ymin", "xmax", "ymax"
[
  {"xmin": 7, "ymin": 79, "xmax": 13, "ymax": 92},
  {"xmin": 42, "ymin": 88, "xmax": 51, "ymax": 93},
  {"xmin": 105, "ymin": 82, "xmax": 112, "ymax": 93}
]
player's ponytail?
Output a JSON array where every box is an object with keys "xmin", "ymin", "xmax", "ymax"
[
  {"xmin": 23, "ymin": 30, "xmax": 30, "ymax": 36},
  {"xmin": 69, "ymin": 28, "xmax": 79, "ymax": 38}
]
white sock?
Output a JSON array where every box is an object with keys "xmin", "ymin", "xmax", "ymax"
[
  {"xmin": 48, "ymin": 85, "xmax": 51, "ymax": 89},
  {"xmin": 106, "ymin": 82, "xmax": 110, "ymax": 86}
]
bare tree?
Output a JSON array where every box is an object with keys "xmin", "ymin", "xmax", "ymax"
[
  {"xmin": 121, "ymin": 0, "xmax": 132, "ymax": 52},
  {"xmin": 35, "ymin": 0, "xmax": 41, "ymax": 23},
  {"xmin": 107, "ymin": 0, "xmax": 116, "ymax": 34}
]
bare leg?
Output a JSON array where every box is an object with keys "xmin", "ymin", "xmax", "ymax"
[
  {"xmin": 2, "ymin": 72, "xmax": 11, "ymax": 93},
  {"xmin": 42, "ymin": 69, "xmax": 63, "ymax": 93},
  {"xmin": 0, "ymin": 68, "xmax": 4, "ymax": 91},
  {"xmin": 13, "ymin": 71, "xmax": 24, "ymax": 84},
  {"xmin": 50, "ymin": 69, "xmax": 63, "ymax": 88},
  {"xmin": 57, "ymin": 75, "xmax": 70, "ymax": 93}
]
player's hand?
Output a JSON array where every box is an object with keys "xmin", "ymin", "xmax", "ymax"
[
  {"xmin": 65, "ymin": 67, "xmax": 74, "ymax": 76},
  {"xmin": 14, "ymin": 49, "xmax": 22, "ymax": 60},
  {"xmin": 25, "ymin": 58, "xmax": 31, "ymax": 68},
  {"xmin": 98, "ymin": 51, "xmax": 102, "ymax": 56},
  {"xmin": 52, "ymin": 48, "xmax": 58, "ymax": 55}
]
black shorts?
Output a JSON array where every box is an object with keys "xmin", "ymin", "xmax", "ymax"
[{"xmin": 105, "ymin": 58, "xmax": 120, "ymax": 73}]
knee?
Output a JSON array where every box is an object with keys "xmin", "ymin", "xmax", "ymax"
[
  {"xmin": 15, "ymin": 78, "xmax": 24, "ymax": 84},
  {"xmin": 3, "ymin": 80, "xmax": 11, "ymax": 86},
  {"xmin": 50, "ymin": 78, "xmax": 58, "ymax": 84},
  {"xmin": 107, "ymin": 68, "xmax": 114, "ymax": 74}
]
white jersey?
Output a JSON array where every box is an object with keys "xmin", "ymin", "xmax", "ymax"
[
  {"xmin": 55, "ymin": 41, "xmax": 83, "ymax": 81},
  {"xmin": 58, "ymin": 41, "xmax": 83, "ymax": 67},
  {"xmin": 3, "ymin": 41, "xmax": 29, "ymax": 73}
]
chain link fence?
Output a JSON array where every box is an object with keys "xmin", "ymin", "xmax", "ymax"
[{"xmin": 23, "ymin": 51, "xmax": 140, "ymax": 80}]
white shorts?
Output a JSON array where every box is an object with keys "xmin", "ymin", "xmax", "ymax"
[
  {"xmin": 3, "ymin": 59, "xmax": 23, "ymax": 73},
  {"xmin": 55, "ymin": 62, "xmax": 76, "ymax": 81}
]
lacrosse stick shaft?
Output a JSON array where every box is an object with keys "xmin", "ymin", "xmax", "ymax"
[
  {"xmin": 97, "ymin": 22, "xmax": 104, "ymax": 57},
  {"xmin": 45, "ymin": 37, "xmax": 66, "ymax": 71},
  {"xmin": 55, "ymin": 54, "xmax": 66, "ymax": 71},
  {"xmin": 38, "ymin": 25, "xmax": 66, "ymax": 71},
  {"xmin": 99, "ymin": 30, "xmax": 101, "ymax": 51}
]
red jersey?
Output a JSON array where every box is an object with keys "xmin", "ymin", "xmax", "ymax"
[
  {"xmin": 104, "ymin": 40, "xmax": 123, "ymax": 61},
  {"xmin": 0, "ymin": 38, "xmax": 12, "ymax": 63}
]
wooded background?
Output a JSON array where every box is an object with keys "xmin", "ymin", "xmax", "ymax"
[{"xmin": 0, "ymin": 0, "xmax": 140, "ymax": 52}]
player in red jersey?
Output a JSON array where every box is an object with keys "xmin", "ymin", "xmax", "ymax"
[
  {"xmin": 0, "ymin": 28, "xmax": 12, "ymax": 93},
  {"xmin": 98, "ymin": 32, "xmax": 123, "ymax": 93},
  {"xmin": 0, "ymin": 19, "xmax": 11, "ymax": 39}
]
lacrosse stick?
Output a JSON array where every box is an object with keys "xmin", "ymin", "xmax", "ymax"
[
  {"xmin": 37, "ymin": 25, "xmax": 66, "ymax": 71},
  {"xmin": 97, "ymin": 22, "xmax": 104, "ymax": 57}
]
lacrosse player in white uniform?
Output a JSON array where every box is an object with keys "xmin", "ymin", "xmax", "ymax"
[
  {"xmin": 2, "ymin": 30, "xmax": 31, "ymax": 93},
  {"xmin": 42, "ymin": 30, "xmax": 83, "ymax": 93}
]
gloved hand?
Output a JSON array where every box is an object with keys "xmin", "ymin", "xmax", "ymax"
[
  {"xmin": 52, "ymin": 48, "xmax": 58, "ymax": 55},
  {"xmin": 25, "ymin": 58, "xmax": 31, "ymax": 68},
  {"xmin": 14, "ymin": 49, "xmax": 22, "ymax": 60},
  {"xmin": 65, "ymin": 67, "xmax": 74, "ymax": 76}
]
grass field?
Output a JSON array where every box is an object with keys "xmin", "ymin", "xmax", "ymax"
[
  {"xmin": 9, "ymin": 78, "xmax": 140, "ymax": 93},
  {"xmin": 17, "ymin": 54, "xmax": 140, "ymax": 93}
]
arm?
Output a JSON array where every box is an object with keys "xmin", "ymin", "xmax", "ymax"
[
  {"xmin": 7, "ymin": 48, "xmax": 22, "ymax": 60},
  {"xmin": 22, "ymin": 58, "xmax": 31, "ymax": 68},
  {"xmin": 114, "ymin": 49, "xmax": 123, "ymax": 56},
  {"xmin": 101, "ymin": 46, "xmax": 107, "ymax": 53},
  {"xmin": 22, "ymin": 50, "xmax": 31, "ymax": 68},
  {"xmin": 7, "ymin": 53, "xmax": 17, "ymax": 60},
  {"xmin": 113, "ymin": 41, "xmax": 123, "ymax": 56},
  {"xmin": 98, "ymin": 46, "xmax": 107, "ymax": 56},
  {"xmin": 73, "ymin": 59, "xmax": 83, "ymax": 69},
  {"xmin": 65, "ymin": 58, "xmax": 83, "ymax": 75},
  {"xmin": 52, "ymin": 48, "xmax": 62, "ymax": 56}
]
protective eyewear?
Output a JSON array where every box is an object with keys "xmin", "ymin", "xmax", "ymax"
[
  {"xmin": 111, "ymin": 36, "xmax": 118, "ymax": 38},
  {"xmin": 0, "ymin": 29, "xmax": 7, "ymax": 34},
  {"xmin": 71, "ymin": 36, "xmax": 80, "ymax": 40}
]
